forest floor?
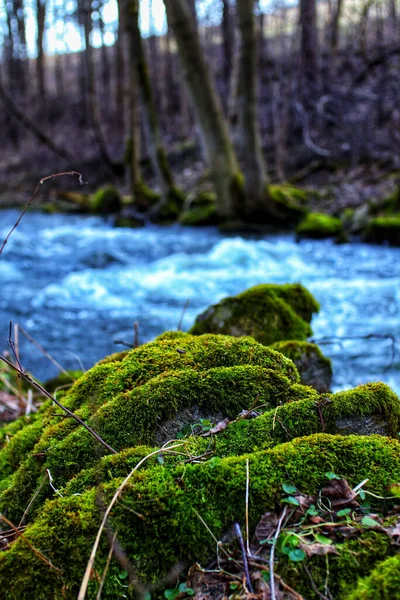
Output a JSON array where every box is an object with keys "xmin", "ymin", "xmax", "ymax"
[{"xmin": 0, "ymin": 139, "xmax": 398, "ymax": 219}]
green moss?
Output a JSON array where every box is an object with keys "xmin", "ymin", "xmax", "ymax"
[
  {"xmin": 270, "ymin": 340, "xmax": 332, "ymax": 392},
  {"xmin": 180, "ymin": 202, "xmax": 218, "ymax": 226},
  {"xmin": 363, "ymin": 215, "xmax": 400, "ymax": 246},
  {"xmin": 278, "ymin": 530, "xmax": 394, "ymax": 600},
  {"xmin": 346, "ymin": 554, "xmax": 400, "ymax": 600},
  {"xmin": 1, "ymin": 434, "xmax": 399, "ymax": 598},
  {"xmin": 189, "ymin": 283, "xmax": 319, "ymax": 344},
  {"xmin": 266, "ymin": 184, "xmax": 308, "ymax": 224},
  {"xmin": 90, "ymin": 186, "xmax": 122, "ymax": 215},
  {"xmin": 296, "ymin": 212, "xmax": 344, "ymax": 239},
  {"xmin": 154, "ymin": 330, "xmax": 190, "ymax": 341}
]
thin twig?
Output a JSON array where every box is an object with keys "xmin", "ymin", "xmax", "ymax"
[
  {"xmin": 78, "ymin": 441, "xmax": 185, "ymax": 600},
  {"xmin": 0, "ymin": 354, "xmax": 116, "ymax": 455},
  {"xmin": 133, "ymin": 321, "xmax": 139, "ymax": 349},
  {"xmin": 270, "ymin": 506, "xmax": 288, "ymax": 600},
  {"xmin": 177, "ymin": 299, "xmax": 190, "ymax": 331},
  {"xmin": 96, "ymin": 531, "xmax": 118, "ymax": 600},
  {"xmin": 0, "ymin": 172, "xmax": 85, "ymax": 257},
  {"xmin": 234, "ymin": 523, "xmax": 254, "ymax": 594},
  {"xmin": 18, "ymin": 325, "xmax": 71, "ymax": 377},
  {"xmin": 245, "ymin": 458, "xmax": 250, "ymax": 556},
  {"xmin": 0, "ymin": 513, "xmax": 61, "ymax": 572}
]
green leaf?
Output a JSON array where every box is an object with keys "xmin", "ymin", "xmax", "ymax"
[
  {"xmin": 289, "ymin": 548, "xmax": 306, "ymax": 562},
  {"xmin": 361, "ymin": 516, "xmax": 378, "ymax": 528},
  {"xmin": 157, "ymin": 455, "xmax": 164, "ymax": 465},
  {"xmin": 325, "ymin": 471, "xmax": 341, "ymax": 480},
  {"xmin": 282, "ymin": 483, "xmax": 297, "ymax": 494},
  {"xmin": 306, "ymin": 504, "xmax": 319, "ymax": 516},
  {"xmin": 359, "ymin": 490, "xmax": 366, "ymax": 501},
  {"xmin": 337, "ymin": 508, "xmax": 351, "ymax": 517},
  {"xmin": 281, "ymin": 496, "xmax": 300, "ymax": 506},
  {"xmin": 315, "ymin": 533, "xmax": 332, "ymax": 545},
  {"xmin": 164, "ymin": 590, "xmax": 180, "ymax": 600},
  {"xmin": 262, "ymin": 571, "xmax": 270, "ymax": 583},
  {"xmin": 229, "ymin": 582, "xmax": 239, "ymax": 590},
  {"xmin": 179, "ymin": 583, "xmax": 194, "ymax": 595},
  {"xmin": 118, "ymin": 571, "xmax": 128, "ymax": 580}
]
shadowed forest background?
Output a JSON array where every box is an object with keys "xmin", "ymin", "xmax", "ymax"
[{"xmin": 0, "ymin": 0, "xmax": 399, "ymax": 213}]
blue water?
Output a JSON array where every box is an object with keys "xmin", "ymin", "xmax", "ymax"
[{"xmin": 1, "ymin": 209, "xmax": 400, "ymax": 392}]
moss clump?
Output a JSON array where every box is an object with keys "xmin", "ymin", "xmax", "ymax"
[
  {"xmin": 180, "ymin": 381, "xmax": 400, "ymax": 458},
  {"xmin": 296, "ymin": 211, "xmax": 344, "ymax": 239},
  {"xmin": 90, "ymin": 186, "xmax": 122, "ymax": 214},
  {"xmin": 346, "ymin": 554, "xmax": 400, "ymax": 600},
  {"xmin": 278, "ymin": 530, "xmax": 395, "ymax": 600},
  {"xmin": 180, "ymin": 202, "xmax": 218, "ymax": 226},
  {"xmin": 1, "ymin": 434, "xmax": 400, "ymax": 598},
  {"xmin": 363, "ymin": 215, "xmax": 400, "ymax": 246},
  {"xmin": 189, "ymin": 283, "xmax": 319, "ymax": 344},
  {"xmin": 180, "ymin": 190, "xmax": 219, "ymax": 226},
  {"xmin": 266, "ymin": 184, "xmax": 308, "ymax": 225},
  {"xmin": 271, "ymin": 340, "xmax": 332, "ymax": 392}
]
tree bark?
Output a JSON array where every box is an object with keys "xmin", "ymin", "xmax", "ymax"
[
  {"xmin": 164, "ymin": 0, "xmax": 240, "ymax": 218},
  {"xmin": 299, "ymin": 0, "xmax": 318, "ymax": 99},
  {"xmin": 236, "ymin": 0, "xmax": 268, "ymax": 214},
  {"xmin": 36, "ymin": 0, "xmax": 47, "ymax": 104},
  {"xmin": 125, "ymin": 0, "xmax": 177, "ymax": 197},
  {"xmin": 82, "ymin": 0, "xmax": 114, "ymax": 169}
]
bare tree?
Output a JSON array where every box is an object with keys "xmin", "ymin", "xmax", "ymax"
[
  {"xmin": 236, "ymin": 0, "xmax": 268, "ymax": 215},
  {"xmin": 164, "ymin": 0, "xmax": 241, "ymax": 218},
  {"xmin": 299, "ymin": 0, "xmax": 318, "ymax": 99}
]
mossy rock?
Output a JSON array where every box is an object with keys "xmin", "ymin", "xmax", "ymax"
[
  {"xmin": 296, "ymin": 211, "xmax": 344, "ymax": 239},
  {"xmin": 189, "ymin": 283, "xmax": 320, "ymax": 344},
  {"xmin": 90, "ymin": 186, "xmax": 122, "ymax": 215},
  {"xmin": 180, "ymin": 191, "xmax": 219, "ymax": 226},
  {"xmin": 346, "ymin": 554, "xmax": 400, "ymax": 600},
  {"xmin": 363, "ymin": 216, "xmax": 400, "ymax": 246},
  {"xmin": 271, "ymin": 340, "xmax": 332, "ymax": 392},
  {"xmin": 266, "ymin": 184, "xmax": 308, "ymax": 225},
  {"xmin": 1, "ymin": 434, "xmax": 400, "ymax": 598}
]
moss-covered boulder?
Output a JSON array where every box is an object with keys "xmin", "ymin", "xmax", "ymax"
[
  {"xmin": 90, "ymin": 186, "xmax": 122, "ymax": 215},
  {"xmin": 363, "ymin": 216, "xmax": 400, "ymax": 246},
  {"xmin": 189, "ymin": 283, "xmax": 320, "ymax": 344},
  {"xmin": 1, "ymin": 327, "xmax": 399, "ymax": 599},
  {"xmin": 296, "ymin": 211, "xmax": 344, "ymax": 239},
  {"xmin": 271, "ymin": 340, "xmax": 332, "ymax": 392},
  {"xmin": 1, "ymin": 434, "xmax": 400, "ymax": 599}
]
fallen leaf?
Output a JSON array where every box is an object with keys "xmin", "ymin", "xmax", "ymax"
[
  {"xmin": 202, "ymin": 418, "xmax": 230, "ymax": 436},
  {"xmin": 300, "ymin": 542, "xmax": 339, "ymax": 557},
  {"xmin": 321, "ymin": 478, "xmax": 358, "ymax": 508},
  {"xmin": 254, "ymin": 512, "xmax": 278, "ymax": 543}
]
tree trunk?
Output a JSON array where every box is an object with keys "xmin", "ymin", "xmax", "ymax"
[
  {"xmin": 125, "ymin": 0, "xmax": 177, "ymax": 198},
  {"xmin": 299, "ymin": 0, "xmax": 318, "ymax": 99},
  {"xmin": 118, "ymin": 0, "xmax": 142, "ymax": 194},
  {"xmin": 330, "ymin": 0, "xmax": 343, "ymax": 54},
  {"xmin": 222, "ymin": 0, "xmax": 233, "ymax": 88},
  {"xmin": 236, "ymin": 0, "xmax": 268, "ymax": 214},
  {"xmin": 36, "ymin": 0, "xmax": 46, "ymax": 105},
  {"xmin": 164, "ymin": 0, "xmax": 240, "ymax": 218},
  {"xmin": 82, "ymin": 0, "xmax": 114, "ymax": 169}
]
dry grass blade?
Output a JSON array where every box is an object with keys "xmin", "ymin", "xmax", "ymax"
[
  {"xmin": 270, "ymin": 506, "xmax": 288, "ymax": 600},
  {"xmin": 0, "ymin": 513, "xmax": 61, "ymax": 572},
  {"xmin": 78, "ymin": 441, "xmax": 185, "ymax": 600},
  {"xmin": 95, "ymin": 531, "xmax": 118, "ymax": 600}
]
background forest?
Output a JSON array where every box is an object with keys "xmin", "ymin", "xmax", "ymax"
[{"xmin": 0, "ymin": 0, "xmax": 399, "ymax": 217}]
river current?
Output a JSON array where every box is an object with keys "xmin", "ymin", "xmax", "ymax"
[{"xmin": 0, "ymin": 209, "xmax": 399, "ymax": 392}]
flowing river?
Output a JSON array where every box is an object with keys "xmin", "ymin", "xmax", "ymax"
[{"xmin": 1, "ymin": 209, "xmax": 399, "ymax": 392}]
